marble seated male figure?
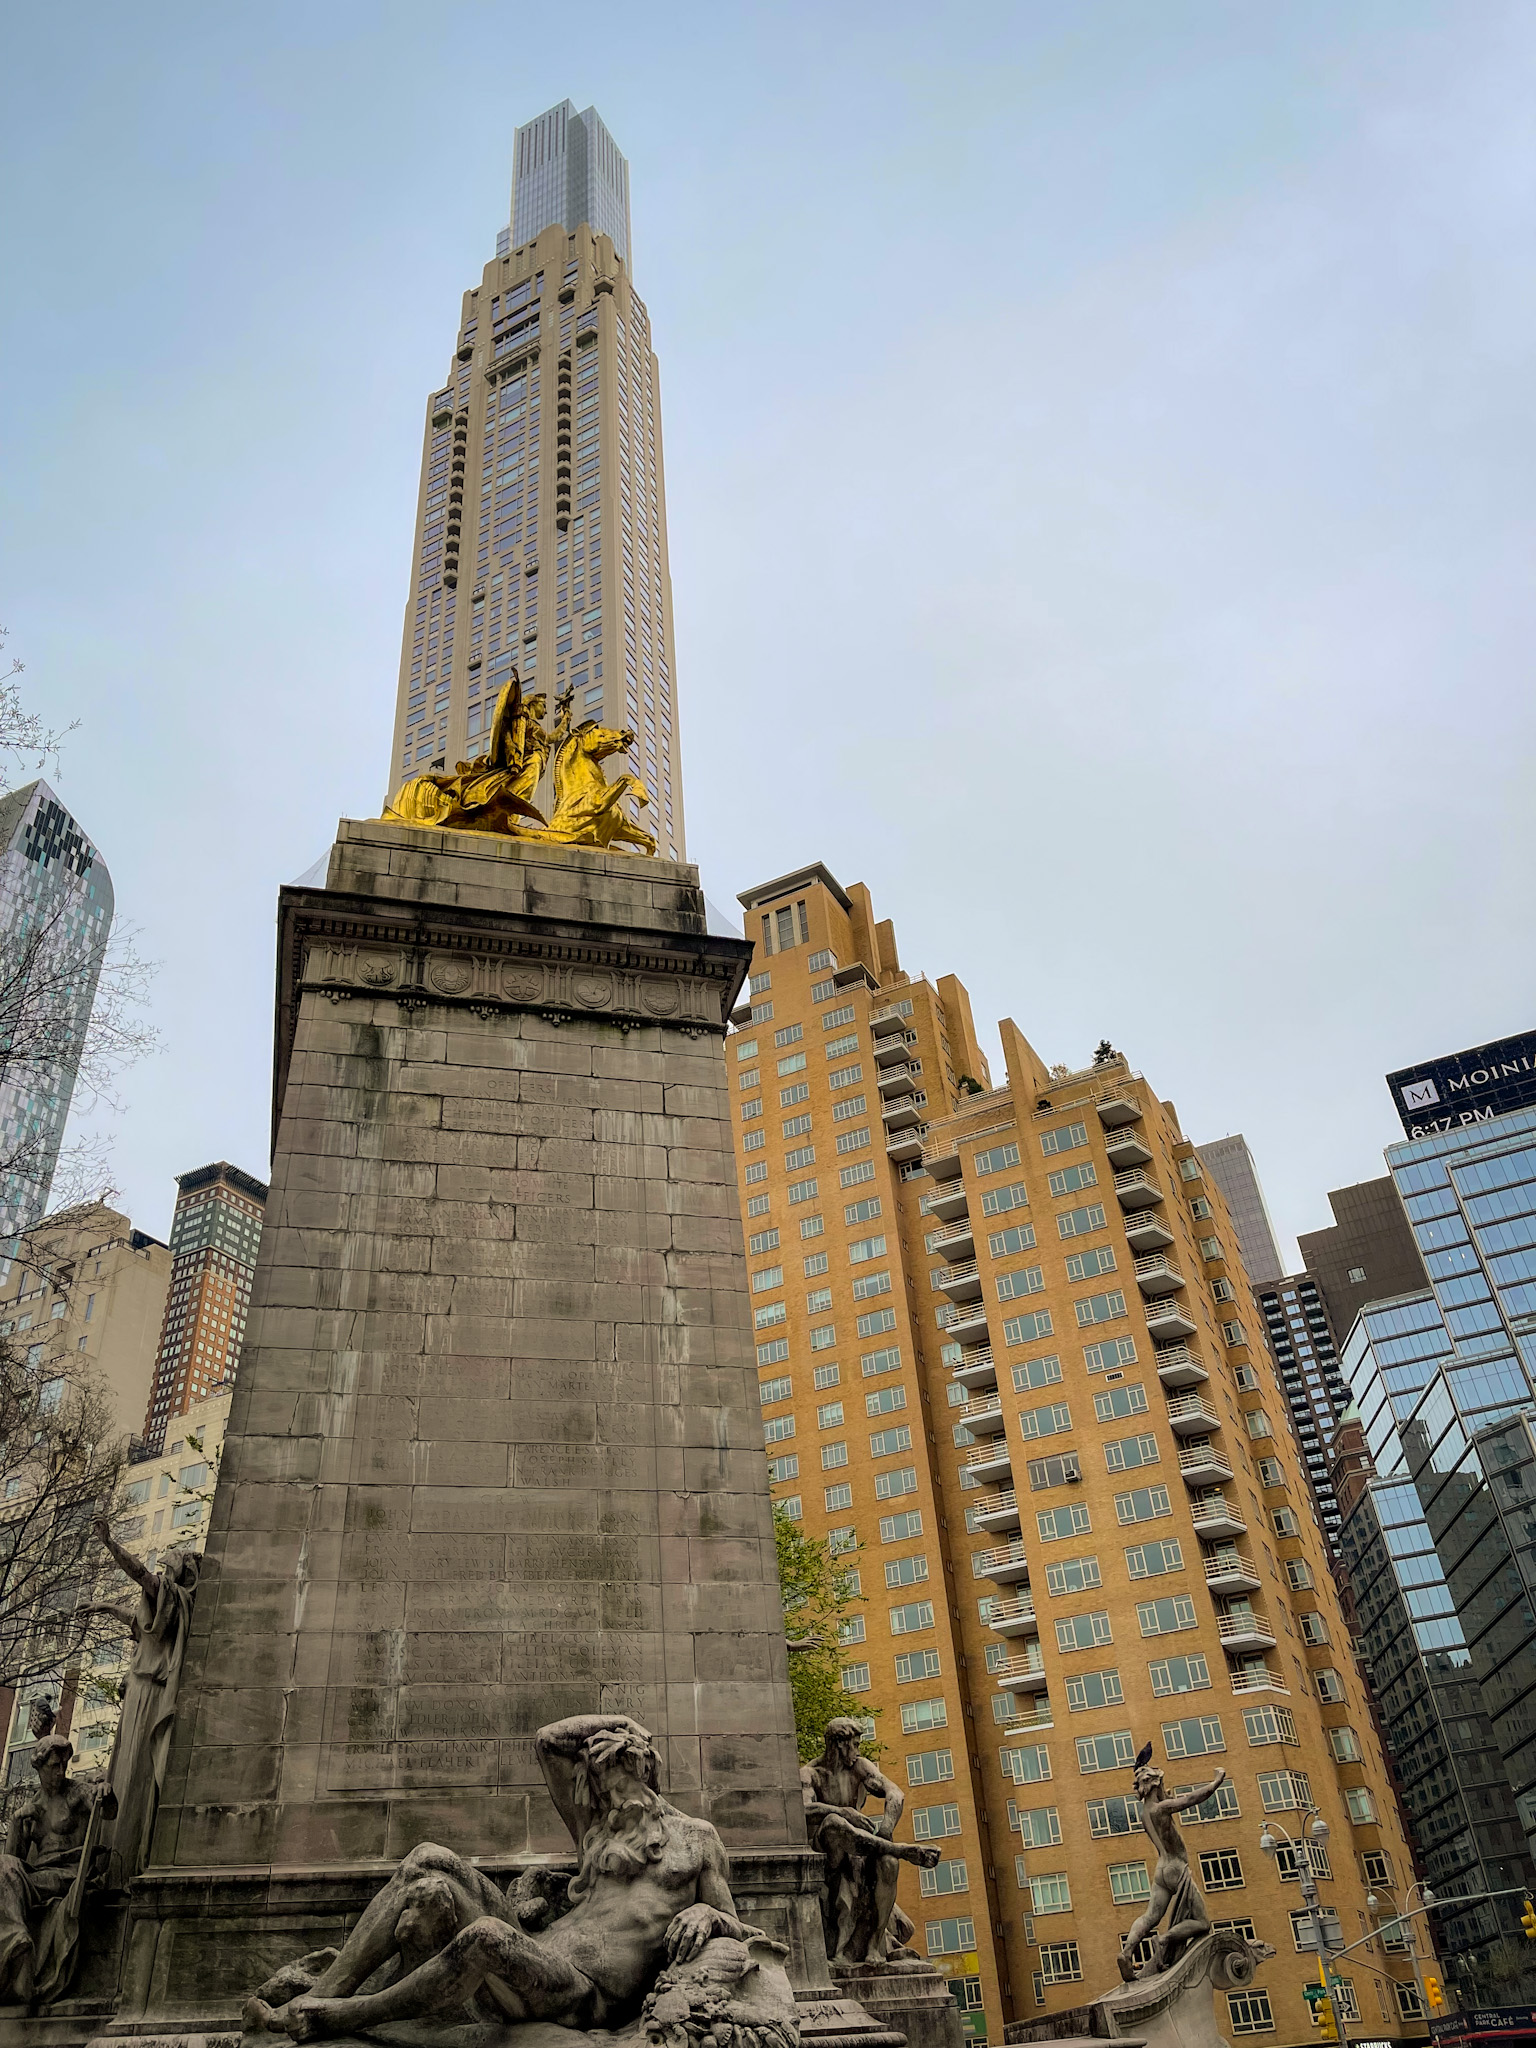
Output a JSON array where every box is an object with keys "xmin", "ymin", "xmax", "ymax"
[
  {"xmin": 247, "ymin": 1715, "xmax": 779, "ymax": 2042},
  {"xmin": 0, "ymin": 1733, "xmax": 107, "ymax": 2006},
  {"xmin": 800, "ymin": 1717, "xmax": 940, "ymax": 1966}
]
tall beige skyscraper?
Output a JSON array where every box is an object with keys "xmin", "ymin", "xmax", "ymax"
[{"xmin": 387, "ymin": 102, "xmax": 683, "ymax": 860}]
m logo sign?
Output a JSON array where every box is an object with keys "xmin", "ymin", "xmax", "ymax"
[{"xmin": 1402, "ymin": 1079, "xmax": 1441, "ymax": 1110}]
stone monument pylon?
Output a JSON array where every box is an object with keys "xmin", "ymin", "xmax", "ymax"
[{"xmin": 106, "ymin": 823, "xmax": 854, "ymax": 2035}]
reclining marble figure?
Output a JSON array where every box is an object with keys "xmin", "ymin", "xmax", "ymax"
[{"xmin": 245, "ymin": 1714, "xmax": 799, "ymax": 2046}]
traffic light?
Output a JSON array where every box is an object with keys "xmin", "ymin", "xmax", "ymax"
[
  {"xmin": 1316, "ymin": 1998, "xmax": 1339, "ymax": 2041},
  {"xmin": 1424, "ymin": 1976, "xmax": 1445, "ymax": 2013},
  {"xmin": 1522, "ymin": 1898, "xmax": 1536, "ymax": 1941}
]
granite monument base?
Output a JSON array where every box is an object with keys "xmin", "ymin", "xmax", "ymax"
[
  {"xmin": 1001, "ymin": 1931, "xmax": 1273, "ymax": 2048},
  {"xmin": 828, "ymin": 1963, "xmax": 963, "ymax": 2048}
]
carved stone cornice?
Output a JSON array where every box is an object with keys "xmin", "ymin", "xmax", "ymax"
[{"xmin": 272, "ymin": 882, "xmax": 751, "ymax": 1145}]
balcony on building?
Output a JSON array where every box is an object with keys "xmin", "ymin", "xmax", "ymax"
[
  {"xmin": 1153, "ymin": 1342, "xmax": 1208, "ymax": 1389},
  {"xmin": 929, "ymin": 1217, "xmax": 975, "ymax": 1263},
  {"xmin": 1124, "ymin": 1209, "xmax": 1175, "ymax": 1253},
  {"xmin": 1001, "ymin": 1701, "xmax": 1055, "ymax": 1735},
  {"xmin": 1145, "ymin": 1297, "xmax": 1198, "ymax": 1342},
  {"xmin": 1113, "ymin": 1168, "xmax": 1164, "ymax": 1212},
  {"xmin": 877, "ymin": 1063, "xmax": 918, "ymax": 1100},
  {"xmin": 1217, "ymin": 1605, "xmax": 1278, "ymax": 1653},
  {"xmin": 869, "ymin": 1005, "xmax": 909, "ymax": 1040},
  {"xmin": 945, "ymin": 1302, "xmax": 990, "ymax": 1345},
  {"xmin": 1203, "ymin": 1550, "xmax": 1263, "ymax": 1599},
  {"xmin": 1178, "ymin": 1439, "xmax": 1235, "ymax": 1487},
  {"xmin": 972, "ymin": 1539, "xmax": 1030, "ymax": 1584},
  {"xmin": 882, "ymin": 1095, "xmax": 924, "ymax": 1132},
  {"xmin": 993, "ymin": 1647, "xmax": 1049, "ymax": 1691},
  {"xmin": 971, "ymin": 1488, "xmax": 1022, "ymax": 1534},
  {"xmin": 1190, "ymin": 1491, "xmax": 1247, "ymax": 1540},
  {"xmin": 923, "ymin": 1136, "xmax": 963, "ymax": 1182},
  {"xmin": 886, "ymin": 1127, "xmax": 925, "ymax": 1164},
  {"xmin": 873, "ymin": 1031, "xmax": 913, "ymax": 1070},
  {"xmin": 920, "ymin": 1181, "xmax": 970, "ymax": 1224},
  {"xmin": 1229, "ymin": 1661, "xmax": 1289, "ymax": 1696},
  {"xmin": 1165, "ymin": 1394, "xmax": 1223, "ymax": 1437},
  {"xmin": 1104, "ymin": 1124, "xmax": 1154, "ymax": 1169},
  {"xmin": 966, "ymin": 1439, "xmax": 1014, "ymax": 1485},
  {"xmin": 951, "ymin": 1344, "xmax": 998, "ymax": 1392},
  {"xmin": 1096, "ymin": 1092, "xmax": 1143, "ymax": 1129},
  {"xmin": 987, "ymin": 1593, "xmax": 1039, "ymax": 1638},
  {"xmin": 1134, "ymin": 1253, "xmax": 1187, "ymax": 1298},
  {"xmin": 959, "ymin": 1393, "xmax": 1007, "ymax": 1437},
  {"xmin": 937, "ymin": 1259, "xmax": 984, "ymax": 1303}
]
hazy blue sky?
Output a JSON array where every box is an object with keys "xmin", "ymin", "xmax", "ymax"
[{"xmin": 4, "ymin": 1, "xmax": 1534, "ymax": 1262}]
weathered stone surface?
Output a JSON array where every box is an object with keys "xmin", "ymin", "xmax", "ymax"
[{"xmin": 146, "ymin": 827, "xmax": 803, "ymax": 1881}]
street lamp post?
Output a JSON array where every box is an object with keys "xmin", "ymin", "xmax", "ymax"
[
  {"xmin": 1367, "ymin": 1880, "xmax": 1440, "ymax": 2025},
  {"xmin": 1261, "ymin": 1808, "xmax": 1344, "ymax": 2044}
]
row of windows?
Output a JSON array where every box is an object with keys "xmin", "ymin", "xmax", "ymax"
[{"xmin": 1000, "ymin": 1707, "xmax": 1300, "ymax": 1785}]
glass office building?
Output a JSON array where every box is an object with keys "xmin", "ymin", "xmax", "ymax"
[{"xmin": 507, "ymin": 101, "xmax": 631, "ymax": 263}]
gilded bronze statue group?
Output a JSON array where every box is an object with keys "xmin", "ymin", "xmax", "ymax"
[{"xmin": 385, "ymin": 670, "xmax": 658, "ymax": 856}]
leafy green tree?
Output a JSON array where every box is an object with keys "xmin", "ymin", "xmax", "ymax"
[{"xmin": 773, "ymin": 1503, "xmax": 879, "ymax": 1760}]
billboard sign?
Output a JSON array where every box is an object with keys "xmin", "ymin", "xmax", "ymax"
[{"xmin": 1388, "ymin": 1031, "xmax": 1536, "ymax": 1140}]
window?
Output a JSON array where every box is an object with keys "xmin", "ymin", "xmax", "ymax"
[
  {"xmin": 836, "ymin": 1128, "xmax": 871, "ymax": 1155},
  {"xmin": 1028, "ymin": 1872, "xmax": 1072, "ymax": 1914},
  {"xmin": 1058, "ymin": 1202, "xmax": 1108, "ymax": 1239},
  {"xmin": 1221, "ymin": 1320, "xmax": 1246, "ymax": 1346},
  {"xmin": 849, "ymin": 1234, "xmax": 887, "ymax": 1263},
  {"xmin": 768, "ymin": 1456, "xmax": 799, "ymax": 1483},
  {"xmin": 1271, "ymin": 1508, "xmax": 1300, "ymax": 1536},
  {"xmin": 840, "ymin": 1663, "xmax": 871, "ymax": 1692},
  {"xmin": 874, "ymin": 1466, "xmax": 918, "ymax": 1500},
  {"xmin": 1044, "ymin": 1555, "xmax": 1101, "ymax": 1596},
  {"xmin": 1116, "ymin": 1486, "xmax": 1172, "ymax": 1525},
  {"xmin": 1327, "ymin": 1728, "xmax": 1360, "ymax": 1763},
  {"xmin": 1018, "ymin": 1400, "xmax": 1073, "ymax": 1440},
  {"xmin": 1056, "ymin": 1611, "xmax": 1113, "ymax": 1651},
  {"xmin": 828, "ymin": 1064, "xmax": 862, "ymax": 1089},
  {"xmin": 1076, "ymin": 1291, "xmax": 1127, "ymax": 1326},
  {"xmin": 765, "ymin": 1416, "xmax": 796, "ymax": 1444},
  {"xmin": 840, "ymin": 1162, "xmax": 876, "ymax": 1189},
  {"xmin": 901, "ymin": 1697, "xmax": 947, "ymax": 1733},
  {"xmin": 880, "ymin": 1510, "xmax": 922, "ymax": 1542},
  {"xmin": 1173, "ymin": 1777, "xmax": 1240, "ymax": 1821},
  {"xmin": 1275, "ymin": 1841, "xmax": 1331, "ymax": 1882},
  {"xmin": 896, "ymin": 1649, "xmax": 943, "ymax": 1683},
  {"xmin": 1065, "ymin": 1668, "xmax": 1123, "ymax": 1711},
  {"xmin": 824, "ymin": 1482, "xmax": 853, "ymax": 1510},
  {"xmin": 1012, "ymin": 1354, "xmax": 1064, "ymax": 1391},
  {"xmin": 890, "ymin": 1601, "xmax": 935, "ymax": 1635},
  {"xmin": 1180, "ymin": 1157, "xmax": 1202, "ymax": 1180},
  {"xmin": 1199, "ymin": 1849, "xmax": 1245, "ymax": 1891},
  {"xmin": 1285, "ymin": 1559, "xmax": 1314, "ymax": 1591},
  {"xmin": 1298, "ymin": 1613, "xmax": 1328, "ymax": 1646},
  {"xmin": 1344, "ymin": 1787, "xmax": 1376, "ymax": 1823},
  {"xmin": 814, "ymin": 1363, "xmax": 841, "ymax": 1391},
  {"xmin": 1395, "ymin": 1984, "xmax": 1424, "ymax": 2022},
  {"xmin": 980, "ymin": 1183, "xmax": 1029, "ymax": 1217},
  {"xmin": 1314, "ymin": 1669, "xmax": 1346, "ymax": 1703},
  {"xmin": 912, "ymin": 1804, "xmax": 961, "ymax": 1842},
  {"xmin": 1226, "ymin": 1989, "xmax": 1274, "ymax": 2035},
  {"xmin": 1245, "ymin": 1411, "xmax": 1273, "ymax": 1439},
  {"xmin": 1085, "ymin": 1336, "xmax": 1138, "ymax": 1373},
  {"xmin": 806, "ymin": 1286, "xmax": 833, "ymax": 1313},
  {"xmin": 839, "ymin": 1616, "xmax": 865, "ymax": 1645},
  {"xmin": 1138, "ymin": 1595, "xmax": 1198, "ymax": 1636},
  {"xmin": 1037, "ymin": 1504, "xmax": 1092, "ymax": 1541},
  {"xmin": 1000, "ymin": 1743, "xmax": 1052, "ymax": 1783},
  {"xmin": 754, "ymin": 1303, "xmax": 787, "ymax": 1329},
  {"xmin": 974, "ymin": 1143, "xmax": 1021, "ymax": 1175},
  {"xmin": 1105, "ymin": 1433, "xmax": 1159, "ymax": 1472},
  {"xmin": 822, "ymin": 1005, "xmax": 855, "ymax": 1029},
  {"xmin": 997, "ymin": 1267, "xmax": 1046, "ymax": 1301},
  {"xmin": 1242, "ymin": 1705, "xmax": 1298, "ymax": 1746},
  {"xmin": 919, "ymin": 1859, "xmax": 969, "ymax": 1898},
  {"xmin": 779, "ymin": 1495, "xmax": 802, "ymax": 1520},
  {"xmin": 852, "ymin": 1272, "xmax": 891, "ymax": 1302},
  {"xmin": 788, "ymin": 1178, "xmax": 818, "ymax": 1204},
  {"xmin": 858, "ymin": 1308, "xmax": 898, "ymax": 1337},
  {"xmin": 1109, "ymin": 1862, "xmax": 1151, "ymax": 1904},
  {"xmin": 1257, "ymin": 1770, "xmax": 1313, "ymax": 1811},
  {"xmin": 846, "ymin": 1198, "xmax": 883, "ymax": 1225},
  {"xmin": 1087, "ymin": 1794, "xmax": 1143, "ymax": 1837},
  {"xmin": 1037, "ymin": 1942, "xmax": 1082, "ymax": 1984},
  {"xmin": 1076, "ymin": 1730, "xmax": 1135, "ymax": 1773},
  {"xmin": 1014, "ymin": 1805, "xmax": 1062, "ymax": 1847},
  {"xmin": 1212, "ymin": 1279, "xmax": 1236, "ymax": 1303},
  {"xmin": 821, "ymin": 1442, "xmax": 848, "ymax": 1469},
  {"xmin": 907, "ymin": 1749, "xmax": 954, "ymax": 1785},
  {"xmin": 781, "ymin": 1085, "xmax": 810, "ymax": 1110},
  {"xmin": 775, "ymin": 1025, "xmax": 803, "ymax": 1049},
  {"xmin": 1255, "ymin": 1457, "xmax": 1284, "ymax": 1488},
  {"xmin": 924, "ymin": 1913, "xmax": 975, "ymax": 1953},
  {"xmin": 1164, "ymin": 1716, "xmax": 1225, "ymax": 1758},
  {"xmin": 886, "ymin": 1555, "xmax": 928, "ymax": 1589},
  {"xmin": 1095, "ymin": 1384, "xmax": 1149, "ymax": 1421},
  {"xmin": 749, "ymin": 1228, "xmax": 781, "ymax": 1255},
  {"xmin": 1066, "ymin": 1246, "xmax": 1118, "ymax": 1282},
  {"xmin": 1028, "ymin": 1453, "xmax": 1081, "ymax": 1490},
  {"xmin": 801, "ymin": 1215, "xmax": 826, "ymax": 1239},
  {"xmin": 1040, "ymin": 1123, "xmax": 1088, "ymax": 1156},
  {"xmin": 786, "ymin": 1146, "xmax": 815, "ymax": 1171}
]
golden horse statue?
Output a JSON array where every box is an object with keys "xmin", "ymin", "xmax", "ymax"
[{"xmin": 384, "ymin": 672, "xmax": 656, "ymax": 857}]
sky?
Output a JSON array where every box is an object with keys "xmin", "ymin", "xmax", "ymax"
[{"xmin": 3, "ymin": 0, "xmax": 1534, "ymax": 1264}]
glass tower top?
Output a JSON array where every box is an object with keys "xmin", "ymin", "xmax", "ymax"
[{"xmin": 510, "ymin": 101, "xmax": 631, "ymax": 264}]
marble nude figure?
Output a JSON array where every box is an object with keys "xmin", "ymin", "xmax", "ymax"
[
  {"xmin": 244, "ymin": 1714, "xmax": 800, "ymax": 2048},
  {"xmin": 799, "ymin": 1718, "xmax": 940, "ymax": 1967},
  {"xmin": 1116, "ymin": 1756, "xmax": 1229, "ymax": 1982}
]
